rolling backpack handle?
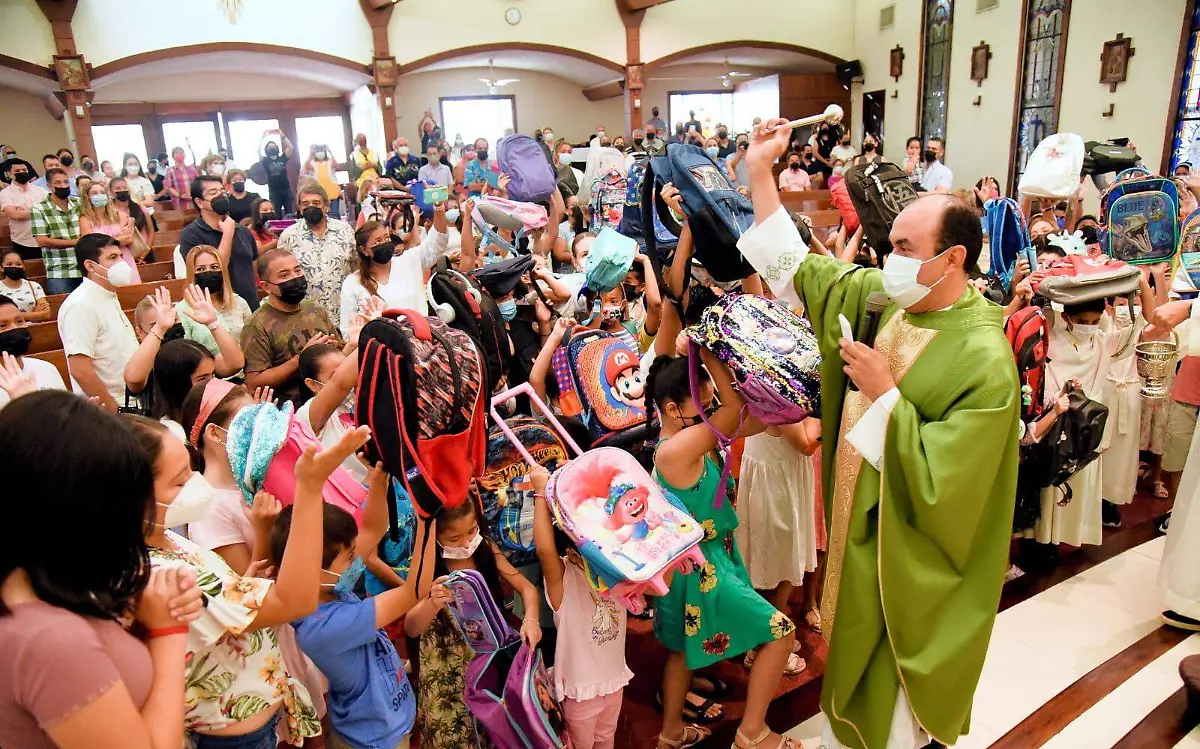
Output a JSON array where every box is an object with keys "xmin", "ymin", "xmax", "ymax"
[
  {"xmin": 687, "ymin": 339, "xmax": 746, "ymax": 509},
  {"xmin": 488, "ymin": 382, "xmax": 585, "ymax": 468}
]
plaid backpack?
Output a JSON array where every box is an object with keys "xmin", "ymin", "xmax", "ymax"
[{"xmin": 357, "ymin": 309, "xmax": 487, "ymax": 520}]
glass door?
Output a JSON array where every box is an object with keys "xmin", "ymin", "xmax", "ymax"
[
  {"xmin": 226, "ymin": 118, "xmax": 280, "ymax": 199},
  {"xmin": 92, "ymin": 124, "xmax": 148, "ymax": 172}
]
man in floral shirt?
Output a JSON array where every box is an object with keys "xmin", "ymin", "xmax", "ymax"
[{"xmin": 277, "ymin": 184, "xmax": 357, "ymax": 324}]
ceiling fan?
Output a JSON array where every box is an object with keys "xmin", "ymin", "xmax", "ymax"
[
  {"xmin": 720, "ymin": 58, "xmax": 752, "ymax": 88},
  {"xmin": 480, "ymin": 58, "xmax": 519, "ymax": 94}
]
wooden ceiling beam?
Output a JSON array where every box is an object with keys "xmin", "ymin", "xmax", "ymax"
[
  {"xmin": 582, "ymin": 80, "xmax": 626, "ymax": 102},
  {"xmin": 617, "ymin": 0, "xmax": 676, "ymax": 11}
]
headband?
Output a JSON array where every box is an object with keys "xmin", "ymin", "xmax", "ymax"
[
  {"xmin": 605, "ymin": 482, "xmax": 636, "ymax": 516},
  {"xmin": 189, "ymin": 378, "xmax": 238, "ymax": 446}
]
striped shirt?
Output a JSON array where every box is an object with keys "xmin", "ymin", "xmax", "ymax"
[{"xmin": 29, "ymin": 195, "xmax": 83, "ymax": 279}]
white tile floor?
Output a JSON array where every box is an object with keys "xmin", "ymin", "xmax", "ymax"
[{"xmin": 785, "ymin": 537, "xmax": 1198, "ymax": 748}]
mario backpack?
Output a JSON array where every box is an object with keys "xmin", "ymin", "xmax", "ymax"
[{"xmin": 552, "ymin": 328, "xmax": 650, "ymax": 449}]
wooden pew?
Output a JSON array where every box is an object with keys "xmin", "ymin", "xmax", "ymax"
[
  {"xmin": 807, "ymin": 209, "xmax": 842, "ymax": 228},
  {"xmin": 28, "ymin": 349, "xmax": 70, "ymax": 388},
  {"xmin": 138, "ymin": 261, "xmax": 175, "ymax": 282},
  {"xmin": 23, "ymin": 258, "xmax": 45, "ymax": 277},
  {"xmin": 45, "ymin": 292, "xmax": 67, "ymax": 317},
  {"xmin": 154, "ymin": 229, "xmax": 182, "ymax": 248},
  {"xmin": 0, "ymin": 224, "xmax": 10, "ymax": 250},
  {"xmin": 27, "ymin": 320, "xmax": 62, "ymax": 354},
  {"xmin": 780, "ymin": 190, "xmax": 833, "ymax": 213},
  {"xmin": 116, "ymin": 277, "xmax": 188, "ymax": 310}
]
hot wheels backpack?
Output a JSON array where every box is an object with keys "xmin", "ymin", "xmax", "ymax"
[
  {"xmin": 497, "ymin": 133, "xmax": 558, "ymax": 204},
  {"xmin": 489, "ymin": 384, "xmax": 706, "ymax": 615},
  {"xmin": 444, "ymin": 569, "xmax": 571, "ymax": 749},
  {"xmin": 556, "ymin": 328, "xmax": 650, "ymax": 449},
  {"xmin": 357, "ymin": 309, "xmax": 488, "ymax": 519},
  {"xmin": 478, "ymin": 417, "xmax": 571, "ymax": 567},
  {"xmin": 1101, "ymin": 169, "xmax": 1180, "ymax": 265}
]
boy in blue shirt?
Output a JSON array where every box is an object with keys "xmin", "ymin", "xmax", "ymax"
[{"xmin": 272, "ymin": 462, "xmax": 435, "ymax": 749}]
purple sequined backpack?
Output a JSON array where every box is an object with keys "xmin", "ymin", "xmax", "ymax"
[{"xmin": 686, "ymin": 293, "xmax": 822, "ymax": 505}]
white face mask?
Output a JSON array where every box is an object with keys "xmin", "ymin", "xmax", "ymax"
[
  {"xmin": 210, "ymin": 163, "xmax": 225, "ymax": 176},
  {"xmin": 97, "ymin": 259, "xmax": 135, "ymax": 287},
  {"xmin": 398, "ymin": 146, "xmax": 409, "ymax": 157},
  {"xmin": 158, "ymin": 473, "xmax": 215, "ymax": 527},
  {"xmin": 881, "ymin": 250, "xmax": 948, "ymax": 309},
  {"xmin": 125, "ymin": 164, "xmax": 139, "ymax": 176},
  {"xmin": 440, "ymin": 529, "xmax": 484, "ymax": 560},
  {"xmin": 1068, "ymin": 320, "xmax": 1100, "ymax": 339}
]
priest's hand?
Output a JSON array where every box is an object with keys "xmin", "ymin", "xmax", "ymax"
[{"xmin": 840, "ymin": 339, "xmax": 896, "ymax": 402}]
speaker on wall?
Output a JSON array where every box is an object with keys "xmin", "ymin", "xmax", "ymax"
[{"xmin": 836, "ymin": 60, "xmax": 864, "ymax": 84}]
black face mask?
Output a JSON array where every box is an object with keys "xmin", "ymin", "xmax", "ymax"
[
  {"xmin": 163, "ymin": 323, "xmax": 186, "ymax": 343},
  {"xmin": 789, "ymin": 162, "xmax": 801, "ymax": 171},
  {"xmin": 302, "ymin": 206, "xmax": 324, "ymax": 226},
  {"xmin": 863, "ymin": 142, "xmax": 877, "ymax": 152},
  {"xmin": 114, "ymin": 190, "xmax": 131, "ymax": 202},
  {"xmin": 147, "ymin": 165, "xmax": 158, "ymax": 174},
  {"xmin": 634, "ymin": 137, "xmax": 644, "ymax": 146},
  {"xmin": 0, "ymin": 327, "xmax": 32, "ymax": 357},
  {"xmin": 924, "ymin": 149, "xmax": 937, "ymax": 163},
  {"xmin": 58, "ymin": 156, "xmax": 73, "ymax": 167},
  {"xmin": 369, "ymin": 241, "xmax": 395, "ymax": 264},
  {"xmin": 477, "ymin": 150, "xmax": 488, "ymax": 161},
  {"xmin": 622, "ymin": 284, "xmax": 642, "ymax": 302},
  {"xmin": 259, "ymin": 212, "xmax": 277, "ymax": 223},
  {"xmin": 231, "ymin": 181, "xmax": 245, "ymax": 193},
  {"xmin": 82, "ymin": 161, "xmax": 95, "ymax": 172},
  {"xmin": 208, "ymin": 195, "xmax": 231, "ymax": 216},
  {"xmin": 274, "ymin": 276, "xmax": 308, "ymax": 305},
  {"xmin": 194, "ymin": 270, "xmax": 223, "ymax": 293},
  {"xmin": 266, "ymin": 147, "xmax": 280, "ymax": 158},
  {"xmin": 53, "ymin": 186, "xmax": 71, "ymax": 200},
  {"xmin": 12, "ymin": 172, "xmax": 31, "ymax": 185},
  {"xmin": 717, "ymin": 130, "xmax": 727, "ymax": 139},
  {"xmin": 3, "ymin": 266, "xmax": 26, "ymax": 280}
]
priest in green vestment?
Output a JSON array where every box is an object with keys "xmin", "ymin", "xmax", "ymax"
[{"xmin": 736, "ymin": 120, "xmax": 1021, "ymax": 749}]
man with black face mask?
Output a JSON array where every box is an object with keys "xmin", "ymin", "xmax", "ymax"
[
  {"xmin": 277, "ymin": 184, "xmax": 356, "ymax": 324},
  {"xmin": 240, "ymin": 248, "xmax": 343, "ymax": 405},
  {"xmin": 919, "ymin": 136, "xmax": 953, "ymax": 193},
  {"xmin": 179, "ymin": 175, "xmax": 261, "ymax": 310},
  {"xmin": 254, "ymin": 130, "xmax": 294, "ymax": 216},
  {"xmin": 0, "ymin": 295, "xmax": 66, "ymax": 410},
  {"xmin": 1, "ymin": 161, "xmax": 48, "ymax": 260},
  {"xmin": 715, "ymin": 124, "xmax": 735, "ymax": 158}
]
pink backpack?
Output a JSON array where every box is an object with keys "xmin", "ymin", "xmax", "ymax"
[
  {"xmin": 490, "ymin": 383, "xmax": 706, "ymax": 614},
  {"xmin": 497, "ymin": 133, "xmax": 557, "ymax": 204},
  {"xmin": 263, "ymin": 418, "xmax": 368, "ymax": 522}
]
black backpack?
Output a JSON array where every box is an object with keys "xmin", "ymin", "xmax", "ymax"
[
  {"xmin": 427, "ymin": 267, "xmax": 508, "ymax": 397},
  {"xmin": 1082, "ymin": 141, "xmax": 1140, "ymax": 176},
  {"xmin": 842, "ymin": 160, "xmax": 918, "ymax": 257}
]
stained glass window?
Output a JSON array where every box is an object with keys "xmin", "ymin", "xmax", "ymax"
[
  {"xmin": 1012, "ymin": 0, "xmax": 1070, "ymax": 187},
  {"xmin": 919, "ymin": 0, "xmax": 954, "ymax": 141},
  {"xmin": 1169, "ymin": 2, "xmax": 1200, "ymax": 171}
]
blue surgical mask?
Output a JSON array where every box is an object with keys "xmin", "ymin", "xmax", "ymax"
[
  {"xmin": 445, "ymin": 208, "xmax": 461, "ymax": 223},
  {"xmin": 482, "ymin": 253, "xmax": 502, "ymax": 266},
  {"xmin": 705, "ymin": 146, "xmax": 720, "ymax": 159},
  {"xmin": 322, "ymin": 556, "xmax": 366, "ymax": 596},
  {"xmin": 497, "ymin": 299, "xmax": 518, "ymax": 321},
  {"xmin": 559, "ymin": 220, "xmax": 574, "ymax": 243}
]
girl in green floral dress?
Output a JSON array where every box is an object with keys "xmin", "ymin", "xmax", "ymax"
[{"xmin": 647, "ymin": 352, "xmax": 799, "ymax": 749}]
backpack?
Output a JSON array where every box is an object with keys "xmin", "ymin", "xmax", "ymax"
[
  {"xmin": 1082, "ymin": 141, "xmax": 1140, "ymax": 176},
  {"xmin": 1034, "ymin": 254, "xmax": 1141, "ymax": 305},
  {"xmin": 490, "ymin": 384, "xmax": 707, "ymax": 614},
  {"xmin": 589, "ymin": 169, "xmax": 628, "ymax": 232},
  {"xmin": 1101, "ymin": 171, "xmax": 1180, "ymax": 264},
  {"xmin": 1004, "ymin": 305, "xmax": 1051, "ymax": 423},
  {"xmin": 829, "ymin": 176, "xmax": 860, "ymax": 235},
  {"xmin": 685, "ymin": 293, "xmax": 822, "ymax": 507},
  {"xmin": 645, "ymin": 143, "xmax": 756, "ymax": 283},
  {"xmin": 1018, "ymin": 133, "xmax": 1085, "ymax": 199},
  {"xmin": 842, "ymin": 160, "xmax": 918, "ymax": 258},
  {"xmin": 558, "ymin": 328, "xmax": 650, "ymax": 449},
  {"xmin": 497, "ymin": 133, "xmax": 558, "ymax": 204},
  {"xmin": 356, "ymin": 309, "xmax": 487, "ymax": 519},
  {"xmin": 478, "ymin": 417, "xmax": 571, "ymax": 567},
  {"xmin": 445, "ymin": 569, "xmax": 570, "ymax": 749},
  {"xmin": 427, "ymin": 267, "xmax": 508, "ymax": 396},
  {"xmin": 617, "ymin": 155, "xmax": 650, "ymax": 248},
  {"xmin": 472, "ymin": 197, "xmax": 550, "ymax": 255},
  {"xmin": 1026, "ymin": 386, "xmax": 1110, "ymax": 499},
  {"xmin": 985, "ymin": 197, "xmax": 1033, "ymax": 289},
  {"xmin": 1179, "ymin": 208, "xmax": 1200, "ymax": 289},
  {"xmin": 584, "ymin": 227, "xmax": 637, "ymax": 293}
]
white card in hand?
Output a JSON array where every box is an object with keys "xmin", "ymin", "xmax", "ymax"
[{"xmin": 838, "ymin": 313, "xmax": 854, "ymax": 342}]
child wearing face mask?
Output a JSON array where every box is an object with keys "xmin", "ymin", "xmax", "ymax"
[
  {"xmin": 1019, "ymin": 273, "xmax": 1159, "ymax": 547},
  {"xmin": 298, "ymin": 343, "xmax": 368, "ymax": 483},
  {"xmin": 128, "ymin": 399, "xmax": 370, "ymax": 748},
  {"xmin": 405, "ymin": 497, "xmax": 542, "ymax": 749},
  {"xmin": 275, "ymin": 459, "xmax": 434, "ymax": 749}
]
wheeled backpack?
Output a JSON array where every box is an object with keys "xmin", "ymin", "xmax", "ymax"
[
  {"xmin": 427, "ymin": 267, "xmax": 508, "ymax": 396},
  {"xmin": 356, "ymin": 309, "xmax": 487, "ymax": 519},
  {"xmin": 842, "ymin": 160, "xmax": 918, "ymax": 258},
  {"xmin": 498, "ymin": 133, "xmax": 558, "ymax": 204},
  {"xmin": 553, "ymin": 328, "xmax": 650, "ymax": 449}
]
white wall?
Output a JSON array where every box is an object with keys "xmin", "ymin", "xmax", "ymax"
[
  {"xmin": 73, "ymin": 0, "xmax": 375, "ymax": 66},
  {"xmin": 0, "ymin": 85, "xmax": 68, "ymax": 162},
  {"xmin": 0, "ymin": 0, "xmax": 55, "ymax": 64},
  {"xmin": 640, "ymin": 0, "xmax": 857, "ymax": 64},
  {"xmin": 93, "ymin": 73, "xmax": 343, "ymax": 103},
  {"xmin": 389, "ymin": 0, "xmax": 626, "ymax": 67},
  {"xmin": 394, "ymin": 67, "xmax": 625, "ymax": 145},
  {"xmin": 851, "ymin": 0, "xmax": 922, "ymax": 160}
]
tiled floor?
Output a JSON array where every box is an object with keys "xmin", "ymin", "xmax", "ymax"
[{"xmin": 786, "ymin": 537, "xmax": 1199, "ymax": 748}]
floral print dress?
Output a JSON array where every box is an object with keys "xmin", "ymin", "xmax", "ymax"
[
  {"xmin": 417, "ymin": 611, "xmax": 495, "ymax": 749},
  {"xmin": 652, "ymin": 455, "xmax": 795, "ymax": 670},
  {"xmin": 149, "ymin": 532, "xmax": 320, "ymax": 743}
]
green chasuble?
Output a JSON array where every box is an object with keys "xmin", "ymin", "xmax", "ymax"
[{"xmin": 793, "ymin": 255, "xmax": 1021, "ymax": 749}]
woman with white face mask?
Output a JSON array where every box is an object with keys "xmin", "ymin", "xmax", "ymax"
[{"xmin": 127, "ymin": 393, "xmax": 371, "ymax": 749}]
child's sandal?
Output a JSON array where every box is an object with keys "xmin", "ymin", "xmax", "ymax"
[
  {"xmin": 658, "ymin": 724, "xmax": 712, "ymax": 748},
  {"xmin": 733, "ymin": 726, "xmax": 800, "ymax": 749}
]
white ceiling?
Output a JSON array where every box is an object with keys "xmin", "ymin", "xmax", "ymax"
[
  {"xmin": 90, "ymin": 51, "xmax": 372, "ymax": 98},
  {"xmin": 0, "ymin": 66, "xmax": 56, "ymax": 98},
  {"xmin": 413, "ymin": 50, "xmax": 622, "ymax": 88},
  {"xmin": 658, "ymin": 46, "xmax": 836, "ymax": 75}
]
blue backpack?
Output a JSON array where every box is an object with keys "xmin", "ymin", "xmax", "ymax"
[
  {"xmin": 986, "ymin": 197, "xmax": 1033, "ymax": 289},
  {"xmin": 497, "ymin": 133, "xmax": 557, "ymax": 204},
  {"xmin": 644, "ymin": 143, "xmax": 755, "ymax": 283},
  {"xmin": 1101, "ymin": 169, "xmax": 1180, "ymax": 265}
]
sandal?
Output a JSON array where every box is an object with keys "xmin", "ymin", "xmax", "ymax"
[
  {"xmin": 1154, "ymin": 481, "xmax": 1170, "ymax": 499},
  {"xmin": 743, "ymin": 650, "xmax": 806, "ymax": 675},
  {"xmin": 691, "ymin": 673, "xmax": 731, "ymax": 699},
  {"xmin": 655, "ymin": 689, "xmax": 725, "ymax": 725},
  {"xmin": 658, "ymin": 724, "xmax": 712, "ymax": 748},
  {"xmin": 805, "ymin": 608, "xmax": 822, "ymax": 633},
  {"xmin": 734, "ymin": 726, "xmax": 800, "ymax": 749}
]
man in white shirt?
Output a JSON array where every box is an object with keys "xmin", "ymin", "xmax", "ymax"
[
  {"xmin": 0, "ymin": 161, "xmax": 49, "ymax": 259},
  {"xmin": 57, "ymin": 233, "xmax": 139, "ymax": 411},
  {"xmin": 418, "ymin": 144, "xmax": 453, "ymax": 188},
  {"xmin": 0, "ymin": 295, "xmax": 66, "ymax": 409},
  {"xmin": 278, "ymin": 184, "xmax": 358, "ymax": 324},
  {"xmin": 919, "ymin": 136, "xmax": 953, "ymax": 193}
]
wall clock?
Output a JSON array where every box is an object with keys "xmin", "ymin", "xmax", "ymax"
[{"xmin": 505, "ymin": 7, "xmax": 521, "ymax": 25}]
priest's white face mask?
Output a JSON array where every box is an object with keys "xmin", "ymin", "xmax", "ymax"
[{"xmin": 881, "ymin": 249, "xmax": 950, "ymax": 309}]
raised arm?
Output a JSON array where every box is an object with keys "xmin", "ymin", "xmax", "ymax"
[
  {"xmin": 178, "ymin": 286, "xmax": 245, "ymax": 376},
  {"xmin": 124, "ymin": 287, "xmax": 175, "ymax": 395}
]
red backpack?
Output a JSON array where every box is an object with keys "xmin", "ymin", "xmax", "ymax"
[{"xmin": 1004, "ymin": 305, "xmax": 1051, "ymax": 421}]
